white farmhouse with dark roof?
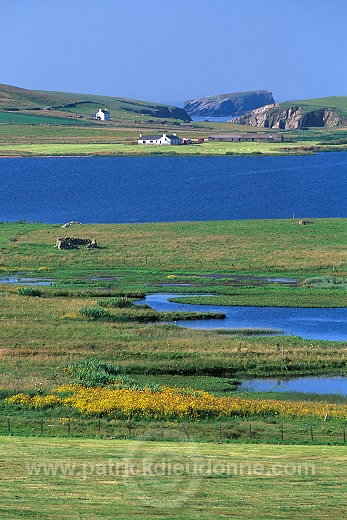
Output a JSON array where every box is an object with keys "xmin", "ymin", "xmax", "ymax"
[
  {"xmin": 138, "ymin": 133, "xmax": 182, "ymax": 145},
  {"xmin": 95, "ymin": 108, "xmax": 110, "ymax": 121}
]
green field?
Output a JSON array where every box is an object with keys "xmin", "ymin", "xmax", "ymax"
[
  {"xmin": 1, "ymin": 127, "xmax": 347, "ymax": 156},
  {"xmin": 0, "ymin": 139, "xmax": 341, "ymax": 157},
  {"xmin": 1, "ymin": 219, "xmax": 345, "ymax": 274},
  {"xmin": 0, "ymin": 437, "xmax": 346, "ymax": 519}
]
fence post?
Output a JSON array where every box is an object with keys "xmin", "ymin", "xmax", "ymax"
[
  {"xmin": 219, "ymin": 422, "xmax": 222, "ymax": 443},
  {"xmin": 343, "ymin": 427, "xmax": 346, "ymax": 444},
  {"xmin": 310, "ymin": 425, "xmax": 314, "ymax": 442},
  {"xmin": 40, "ymin": 418, "xmax": 44, "ymax": 434},
  {"xmin": 280, "ymin": 423, "xmax": 284, "ymax": 442},
  {"xmin": 161, "ymin": 421, "xmax": 165, "ymax": 439},
  {"xmin": 249, "ymin": 422, "xmax": 252, "ymax": 439},
  {"xmin": 7, "ymin": 417, "xmax": 11, "ymax": 434},
  {"xmin": 67, "ymin": 418, "xmax": 71, "ymax": 434},
  {"xmin": 181, "ymin": 422, "xmax": 190, "ymax": 440},
  {"xmin": 98, "ymin": 419, "xmax": 101, "ymax": 435},
  {"xmin": 127, "ymin": 421, "xmax": 132, "ymax": 436}
]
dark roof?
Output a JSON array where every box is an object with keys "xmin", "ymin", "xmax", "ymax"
[
  {"xmin": 140, "ymin": 135, "xmax": 162, "ymax": 140},
  {"xmin": 140, "ymin": 134, "xmax": 181, "ymax": 140}
]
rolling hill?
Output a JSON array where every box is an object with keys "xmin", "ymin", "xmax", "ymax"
[{"xmin": 0, "ymin": 83, "xmax": 191, "ymax": 121}]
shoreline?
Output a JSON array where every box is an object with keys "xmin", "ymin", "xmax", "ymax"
[{"xmin": 0, "ymin": 149, "xmax": 342, "ymax": 159}]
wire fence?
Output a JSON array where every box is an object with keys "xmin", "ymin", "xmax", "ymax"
[{"xmin": 2, "ymin": 416, "xmax": 346, "ymax": 445}]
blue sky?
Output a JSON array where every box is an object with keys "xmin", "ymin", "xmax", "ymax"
[{"xmin": 1, "ymin": 0, "xmax": 346, "ymax": 104}]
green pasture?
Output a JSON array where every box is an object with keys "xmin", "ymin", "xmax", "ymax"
[
  {"xmin": 0, "ymin": 139, "xmax": 345, "ymax": 156},
  {"xmin": 0, "ymin": 219, "xmax": 345, "ymax": 275},
  {"xmin": 0, "ymin": 112, "xmax": 93, "ymax": 126},
  {"xmin": 0, "ymin": 436, "xmax": 346, "ymax": 519}
]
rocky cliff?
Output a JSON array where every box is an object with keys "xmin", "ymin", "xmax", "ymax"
[
  {"xmin": 232, "ymin": 103, "xmax": 346, "ymax": 128},
  {"xmin": 184, "ymin": 90, "xmax": 275, "ymax": 117}
]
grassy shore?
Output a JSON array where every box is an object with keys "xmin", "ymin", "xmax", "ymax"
[
  {"xmin": 1, "ymin": 219, "xmax": 346, "ymax": 275},
  {"xmin": 0, "ymin": 120, "xmax": 347, "ymax": 156},
  {"xmin": 1, "ymin": 139, "xmax": 347, "ymax": 157}
]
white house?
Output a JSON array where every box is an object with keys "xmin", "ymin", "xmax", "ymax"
[
  {"xmin": 95, "ymin": 108, "xmax": 110, "ymax": 121},
  {"xmin": 138, "ymin": 133, "xmax": 182, "ymax": 145}
]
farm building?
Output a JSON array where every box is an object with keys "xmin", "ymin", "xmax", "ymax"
[
  {"xmin": 208, "ymin": 134, "xmax": 284, "ymax": 143},
  {"xmin": 138, "ymin": 133, "xmax": 182, "ymax": 145},
  {"xmin": 95, "ymin": 108, "xmax": 110, "ymax": 121}
]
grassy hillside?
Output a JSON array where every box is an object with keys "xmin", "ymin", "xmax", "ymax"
[
  {"xmin": 0, "ymin": 83, "xmax": 191, "ymax": 121},
  {"xmin": 0, "ymin": 83, "xmax": 72, "ymax": 110}
]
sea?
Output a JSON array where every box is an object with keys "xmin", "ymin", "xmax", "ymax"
[{"xmin": 0, "ymin": 152, "xmax": 346, "ymax": 223}]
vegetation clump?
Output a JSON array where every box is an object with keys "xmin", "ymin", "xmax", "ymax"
[
  {"xmin": 97, "ymin": 296, "xmax": 133, "ymax": 308},
  {"xmin": 64, "ymin": 359, "xmax": 137, "ymax": 388},
  {"xmin": 301, "ymin": 276, "xmax": 347, "ymax": 289},
  {"xmin": 18, "ymin": 286, "xmax": 42, "ymax": 297},
  {"xmin": 78, "ymin": 306, "xmax": 112, "ymax": 320}
]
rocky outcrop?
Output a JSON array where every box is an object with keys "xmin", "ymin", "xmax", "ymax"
[
  {"xmin": 55, "ymin": 237, "xmax": 98, "ymax": 250},
  {"xmin": 145, "ymin": 106, "xmax": 191, "ymax": 120},
  {"xmin": 232, "ymin": 103, "xmax": 345, "ymax": 129},
  {"xmin": 184, "ymin": 90, "xmax": 275, "ymax": 117}
]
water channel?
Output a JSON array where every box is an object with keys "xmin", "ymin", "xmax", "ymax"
[{"xmin": 138, "ymin": 293, "xmax": 347, "ymax": 342}]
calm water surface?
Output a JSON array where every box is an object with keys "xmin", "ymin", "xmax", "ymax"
[
  {"xmin": 241, "ymin": 376, "xmax": 347, "ymax": 395},
  {"xmin": 138, "ymin": 293, "xmax": 347, "ymax": 341},
  {"xmin": 1, "ymin": 153, "xmax": 346, "ymax": 223}
]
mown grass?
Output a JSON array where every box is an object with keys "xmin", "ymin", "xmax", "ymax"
[{"xmin": 0, "ymin": 436, "xmax": 346, "ymax": 519}]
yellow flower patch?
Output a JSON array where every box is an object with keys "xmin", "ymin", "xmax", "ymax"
[{"xmin": 6, "ymin": 385, "xmax": 347, "ymax": 420}]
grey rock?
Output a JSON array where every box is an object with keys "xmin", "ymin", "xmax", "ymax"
[
  {"xmin": 184, "ymin": 90, "xmax": 275, "ymax": 117},
  {"xmin": 232, "ymin": 104, "xmax": 344, "ymax": 129}
]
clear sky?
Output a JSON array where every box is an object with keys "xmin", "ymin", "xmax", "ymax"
[{"xmin": 1, "ymin": 0, "xmax": 346, "ymax": 104}]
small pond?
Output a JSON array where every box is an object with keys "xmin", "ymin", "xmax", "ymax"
[
  {"xmin": 0, "ymin": 276, "xmax": 54, "ymax": 286},
  {"xmin": 137, "ymin": 293, "xmax": 347, "ymax": 341},
  {"xmin": 241, "ymin": 376, "xmax": 347, "ymax": 395}
]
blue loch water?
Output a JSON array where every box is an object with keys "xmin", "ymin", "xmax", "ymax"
[
  {"xmin": 241, "ymin": 376, "xmax": 347, "ymax": 395},
  {"xmin": 137, "ymin": 293, "xmax": 347, "ymax": 342},
  {"xmin": 0, "ymin": 152, "xmax": 346, "ymax": 223}
]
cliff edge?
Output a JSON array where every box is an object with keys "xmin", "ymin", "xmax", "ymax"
[
  {"xmin": 232, "ymin": 97, "xmax": 347, "ymax": 128},
  {"xmin": 184, "ymin": 90, "xmax": 275, "ymax": 117}
]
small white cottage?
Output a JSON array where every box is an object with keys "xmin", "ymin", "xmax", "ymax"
[
  {"xmin": 95, "ymin": 108, "xmax": 110, "ymax": 121},
  {"xmin": 138, "ymin": 133, "xmax": 182, "ymax": 145}
]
